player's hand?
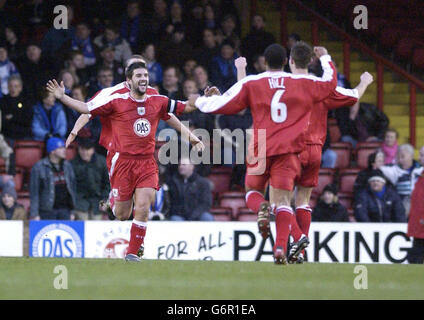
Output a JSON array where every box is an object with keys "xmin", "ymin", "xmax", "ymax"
[
  {"xmin": 191, "ymin": 138, "xmax": 205, "ymax": 152},
  {"xmin": 186, "ymin": 94, "xmax": 200, "ymax": 112},
  {"xmin": 314, "ymin": 46, "xmax": 328, "ymax": 58},
  {"xmin": 46, "ymin": 79, "xmax": 65, "ymax": 99},
  {"xmin": 204, "ymin": 86, "xmax": 221, "ymax": 97},
  {"xmin": 360, "ymin": 71, "xmax": 374, "ymax": 86},
  {"xmin": 66, "ymin": 132, "xmax": 77, "ymax": 148},
  {"xmin": 234, "ymin": 57, "xmax": 247, "ymax": 69}
]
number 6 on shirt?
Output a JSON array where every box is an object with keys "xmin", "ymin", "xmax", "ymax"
[{"xmin": 271, "ymin": 89, "xmax": 287, "ymax": 123}]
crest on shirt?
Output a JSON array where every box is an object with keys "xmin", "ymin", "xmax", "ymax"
[
  {"xmin": 133, "ymin": 118, "xmax": 151, "ymax": 137},
  {"xmin": 137, "ymin": 107, "xmax": 146, "ymax": 115}
]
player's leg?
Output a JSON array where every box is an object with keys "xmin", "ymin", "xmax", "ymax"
[
  {"xmin": 245, "ymin": 159, "xmax": 271, "ymax": 239},
  {"xmin": 268, "ymin": 154, "xmax": 301, "ymax": 265}
]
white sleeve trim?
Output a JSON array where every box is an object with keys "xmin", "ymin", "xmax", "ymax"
[{"xmin": 335, "ymin": 86, "xmax": 359, "ymax": 98}]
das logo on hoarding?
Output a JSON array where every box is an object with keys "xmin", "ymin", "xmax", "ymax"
[
  {"xmin": 91, "ymin": 224, "xmax": 131, "ymax": 258},
  {"xmin": 133, "ymin": 118, "xmax": 151, "ymax": 137},
  {"xmin": 31, "ymin": 222, "xmax": 83, "ymax": 258}
]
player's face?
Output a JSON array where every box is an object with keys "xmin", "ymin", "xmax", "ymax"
[{"xmin": 129, "ymin": 68, "xmax": 149, "ymax": 95}]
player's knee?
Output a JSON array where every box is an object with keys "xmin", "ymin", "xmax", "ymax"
[
  {"xmin": 133, "ymin": 202, "xmax": 150, "ymax": 219},
  {"xmin": 114, "ymin": 207, "xmax": 131, "ymax": 221}
]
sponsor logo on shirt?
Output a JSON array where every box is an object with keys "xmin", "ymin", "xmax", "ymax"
[{"xmin": 133, "ymin": 118, "xmax": 151, "ymax": 137}]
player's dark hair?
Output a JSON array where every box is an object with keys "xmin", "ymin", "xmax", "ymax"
[
  {"xmin": 125, "ymin": 62, "xmax": 147, "ymax": 79},
  {"xmin": 264, "ymin": 44, "xmax": 287, "ymax": 70},
  {"xmin": 125, "ymin": 54, "xmax": 145, "ymax": 69},
  {"xmin": 290, "ymin": 41, "xmax": 313, "ymax": 69}
]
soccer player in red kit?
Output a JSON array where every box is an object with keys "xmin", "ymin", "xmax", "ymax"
[
  {"xmin": 47, "ymin": 62, "xmax": 197, "ymax": 262},
  {"xmin": 66, "ymin": 55, "xmax": 204, "ymax": 220},
  {"xmin": 189, "ymin": 43, "xmax": 338, "ymax": 264},
  {"xmin": 287, "ymin": 71, "xmax": 374, "ymax": 263}
]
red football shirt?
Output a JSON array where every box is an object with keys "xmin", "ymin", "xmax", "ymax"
[
  {"xmin": 88, "ymin": 82, "xmax": 159, "ymax": 149},
  {"xmin": 87, "ymin": 91, "xmax": 185, "ymax": 156},
  {"xmin": 195, "ymin": 55, "xmax": 337, "ymax": 157},
  {"xmin": 306, "ymin": 86, "xmax": 359, "ymax": 146}
]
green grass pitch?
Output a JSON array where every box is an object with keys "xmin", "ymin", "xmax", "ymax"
[{"xmin": 0, "ymin": 257, "xmax": 423, "ymax": 300}]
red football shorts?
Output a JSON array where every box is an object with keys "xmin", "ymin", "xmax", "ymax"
[
  {"xmin": 109, "ymin": 153, "xmax": 159, "ymax": 201},
  {"xmin": 106, "ymin": 150, "xmax": 114, "ymax": 172},
  {"xmin": 245, "ymin": 153, "xmax": 301, "ymax": 191},
  {"xmin": 297, "ymin": 144, "xmax": 322, "ymax": 188}
]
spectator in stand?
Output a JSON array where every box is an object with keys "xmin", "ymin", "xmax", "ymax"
[
  {"xmin": 185, "ymin": 3, "xmax": 204, "ymax": 47},
  {"xmin": 1, "ymin": 75, "xmax": 33, "ymax": 142},
  {"xmin": 0, "ymin": 188, "xmax": 26, "ymax": 220},
  {"xmin": 248, "ymin": 54, "xmax": 266, "ymax": 75},
  {"xmin": 334, "ymin": 61, "xmax": 351, "ymax": 89},
  {"xmin": 335, "ymin": 101, "xmax": 389, "ymax": 148},
  {"xmin": 71, "ymin": 138, "xmax": 110, "ymax": 220},
  {"xmin": 182, "ymin": 59, "xmax": 197, "ymax": 81},
  {"xmin": 209, "ymin": 39, "xmax": 238, "ymax": 93},
  {"xmin": 158, "ymin": 24, "xmax": 192, "ymax": 69},
  {"xmin": 120, "ymin": 0, "xmax": 144, "ymax": 51},
  {"xmin": 284, "ymin": 33, "xmax": 300, "ymax": 72},
  {"xmin": 354, "ymin": 151, "xmax": 385, "ymax": 195},
  {"xmin": 142, "ymin": 44, "xmax": 163, "ymax": 86},
  {"xmin": 381, "ymin": 128, "xmax": 399, "ymax": 165},
  {"xmin": 3, "ymin": 27, "xmax": 24, "ymax": 62},
  {"xmin": 158, "ymin": 66, "xmax": 184, "ymax": 100},
  {"xmin": 30, "ymin": 137, "xmax": 76, "ymax": 220},
  {"xmin": 65, "ymin": 50, "xmax": 94, "ymax": 87},
  {"xmin": 149, "ymin": 0, "xmax": 170, "ymax": 44},
  {"xmin": 93, "ymin": 23, "xmax": 132, "ymax": 65},
  {"xmin": 41, "ymin": 4, "xmax": 75, "ymax": 59},
  {"xmin": 87, "ymin": 66, "xmax": 114, "ymax": 99},
  {"xmin": 216, "ymin": 14, "xmax": 240, "ymax": 52},
  {"xmin": 22, "ymin": 0, "xmax": 49, "ymax": 29},
  {"xmin": 321, "ymin": 132, "xmax": 338, "ymax": 169},
  {"xmin": 71, "ymin": 22, "xmax": 97, "ymax": 67},
  {"xmin": 69, "ymin": 85, "xmax": 101, "ymax": 144},
  {"xmin": 17, "ymin": 42, "xmax": 55, "ymax": 103},
  {"xmin": 32, "ymin": 88, "xmax": 67, "ymax": 141},
  {"xmin": 0, "ymin": 43, "xmax": 19, "ymax": 98},
  {"xmin": 204, "ymin": 4, "xmax": 217, "ymax": 30},
  {"xmin": 379, "ymin": 144, "xmax": 422, "ymax": 216},
  {"xmin": 407, "ymin": 167, "xmax": 424, "ymax": 264},
  {"xmin": 312, "ymin": 184, "xmax": 350, "ymax": 222},
  {"xmin": 149, "ymin": 163, "xmax": 171, "ymax": 220},
  {"xmin": 194, "ymin": 28, "xmax": 219, "ymax": 69},
  {"xmin": 168, "ymin": 157, "xmax": 213, "ymax": 221},
  {"xmin": 354, "ymin": 171, "xmax": 406, "ymax": 222},
  {"xmin": 57, "ymin": 69, "xmax": 76, "ymax": 96},
  {"xmin": 0, "ymin": 121, "xmax": 14, "ymax": 176},
  {"xmin": 98, "ymin": 46, "xmax": 125, "ymax": 84},
  {"xmin": 241, "ymin": 14, "xmax": 275, "ymax": 66},
  {"xmin": 162, "ymin": 1, "xmax": 185, "ymax": 39}
]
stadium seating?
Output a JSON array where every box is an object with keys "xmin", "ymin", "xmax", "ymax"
[
  {"xmin": 356, "ymin": 142, "xmax": 381, "ymax": 168},
  {"xmin": 15, "ymin": 145, "xmax": 43, "ymax": 170},
  {"xmin": 339, "ymin": 168, "xmax": 361, "ymax": 193},
  {"xmin": 210, "ymin": 207, "xmax": 232, "ymax": 221},
  {"xmin": 0, "ymin": 166, "xmax": 24, "ymax": 191},
  {"xmin": 338, "ymin": 192, "xmax": 354, "ymax": 210},
  {"xmin": 17, "ymin": 191, "xmax": 30, "ymax": 214},
  {"xmin": 313, "ymin": 168, "xmax": 336, "ymax": 195},
  {"xmin": 210, "ymin": 166, "xmax": 233, "ymax": 175},
  {"xmin": 330, "ymin": 142, "xmax": 352, "ymax": 169},
  {"xmin": 219, "ymin": 192, "xmax": 246, "ymax": 220},
  {"xmin": 208, "ymin": 172, "xmax": 231, "ymax": 199}
]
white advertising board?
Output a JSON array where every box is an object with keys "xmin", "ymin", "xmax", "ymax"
[
  {"xmin": 84, "ymin": 221, "xmax": 412, "ymax": 264},
  {"xmin": 0, "ymin": 221, "xmax": 23, "ymax": 257}
]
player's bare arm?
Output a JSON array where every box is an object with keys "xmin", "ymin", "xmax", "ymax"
[
  {"xmin": 165, "ymin": 114, "xmax": 205, "ymax": 152},
  {"xmin": 355, "ymin": 72, "xmax": 374, "ymax": 98},
  {"xmin": 65, "ymin": 114, "xmax": 91, "ymax": 148},
  {"xmin": 235, "ymin": 57, "xmax": 247, "ymax": 81},
  {"xmin": 46, "ymin": 79, "xmax": 90, "ymax": 114}
]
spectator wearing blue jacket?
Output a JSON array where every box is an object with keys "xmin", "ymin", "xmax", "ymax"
[
  {"xmin": 0, "ymin": 43, "xmax": 19, "ymax": 97},
  {"xmin": 209, "ymin": 39, "xmax": 238, "ymax": 93},
  {"xmin": 32, "ymin": 88, "xmax": 67, "ymax": 141},
  {"xmin": 142, "ymin": 44, "xmax": 163, "ymax": 86},
  {"xmin": 354, "ymin": 171, "xmax": 406, "ymax": 222}
]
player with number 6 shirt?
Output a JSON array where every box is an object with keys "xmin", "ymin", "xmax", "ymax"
[{"xmin": 188, "ymin": 42, "xmax": 338, "ymax": 264}]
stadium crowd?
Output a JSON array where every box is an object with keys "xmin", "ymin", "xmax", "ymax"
[{"xmin": 0, "ymin": 0, "xmax": 422, "ymax": 232}]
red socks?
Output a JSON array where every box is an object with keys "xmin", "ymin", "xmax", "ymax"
[
  {"xmin": 245, "ymin": 190, "xmax": 266, "ymax": 213},
  {"xmin": 127, "ymin": 220, "xmax": 147, "ymax": 255},
  {"xmin": 290, "ymin": 214, "xmax": 303, "ymax": 242},
  {"xmin": 296, "ymin": 205, "xmax": 312, "ymax": 236},
  {"xmin": 274, "ymin": 206, "xmax": 293, "ymax": 253}
]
